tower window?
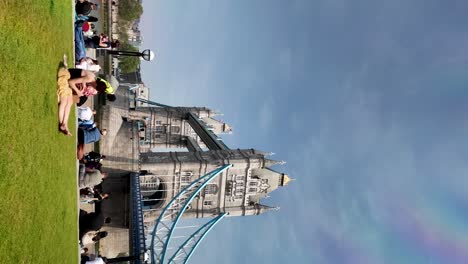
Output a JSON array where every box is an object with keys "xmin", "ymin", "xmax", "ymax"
[
  {"xmin": 171, "ymin": 126, "xmax": 180, "ymax": 133},
  {"xmin": 249, "ymin": 181, "xmax": 258, "ymax": 187},
  {"xmin": 181, "ymin": 176, "xmax": 191, "ymax": 183},
  {"xmin": 203, "ymin": 201, "xmax": 212, "ymax": 206},
  {"xmin": 204, "ymin": 184, "xmax": 218, "ymax": 195},
  {"xmin": 181, "ymin": 171, "xmax": 193, "ymax": 176},
  {"xmin": 248, "ymin": 188, "xmax": 257, "ymax": 193},
  {"xmin": 155, "ymin": 126, "xmax": 166, "ymax": 133}
]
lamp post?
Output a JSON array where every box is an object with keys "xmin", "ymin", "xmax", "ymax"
[{"xmin": 107, "ymin": 49, "xmax": 155, "ymax": 61}]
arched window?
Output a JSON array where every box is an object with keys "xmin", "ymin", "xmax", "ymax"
[
  {"xmin": 204, "ymin": 184, "xmax": 218, "ymax": 195},
  {"xmin": 142, "ymin": 182, "xmax": 166, "ymax": 208},
  {"xmin": 171, "ymin": 126, "xmax": 180, "ymax": 133}
]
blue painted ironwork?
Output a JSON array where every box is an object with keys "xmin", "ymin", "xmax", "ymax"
[
  {"xmin": 130, "ymin": 172, "xmax": 146, "ymax": 264},
  {"xmin": 168, "ymin": 213, "xmax": 227, "ymax": 263},
  {"xmin": 150, "ymin": 164, "xmax": 232, "ymax": 264}
]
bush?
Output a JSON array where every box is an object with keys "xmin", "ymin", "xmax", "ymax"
[
  {"xmin": 118, "ymin": 0, "xmax": 143, "ymax": 22},
  {"xmin": 118, "ymin": 42, "xmax": 141, "ymax": 73}
]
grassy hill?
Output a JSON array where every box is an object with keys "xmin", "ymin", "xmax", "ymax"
[{"xmin": 0, "ymin": 1, "xmax": 78, "ymax": 263}]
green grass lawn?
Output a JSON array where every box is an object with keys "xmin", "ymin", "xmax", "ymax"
[{"xmin": 0, "ymin": 1, "xmax": 78, "ymax": 263}]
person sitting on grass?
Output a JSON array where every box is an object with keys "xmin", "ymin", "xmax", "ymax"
[
  {"xmin": 67, "ymin": 68, "xmax": 100, "ymax": 106},
  {"xmin": 57, "ymin": 55, "xmax": 98, "ymax": 135},
  {"xmin": 57, "ymin": 55, "xmax": 74, "ymax": 136},
  {"xmin": 74, "ymin": 18, "xmax": 98, "ymax": 62},
  {"xmin": 73, "ymin": 76, "xmax": 116, "ymax": 107}
]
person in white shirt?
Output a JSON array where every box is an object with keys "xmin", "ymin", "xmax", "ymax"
[
  {"xmin": 78, "ymin": 106, "xmax": 96, "ymax": 121},
  {"xmin": 76, "ymin": 57, "xmax": 101, "ymax": 73}
]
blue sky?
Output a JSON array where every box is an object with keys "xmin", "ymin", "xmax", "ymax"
[{"xmin": 140, "ymin": 1, "xmax": 468, "ymax": 263}]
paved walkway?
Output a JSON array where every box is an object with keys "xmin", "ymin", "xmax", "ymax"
[{"xmin": 74, "ymin": 0, "xmax": 108, "ymax": 261}]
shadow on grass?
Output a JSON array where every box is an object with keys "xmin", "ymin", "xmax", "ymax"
[{"xmin": 49, "ymin": 0, "xmax": 55, "ymax": 14}]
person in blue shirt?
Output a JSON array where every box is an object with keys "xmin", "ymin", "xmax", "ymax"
[
  {"xmin": 79, "ymin": 119, "xmax": 96, "ymax": 130},
  {"xmin": 77, "ymin": 127, "xmax": 107, "ymax": 159},
  {"xmin": 78, "ymin": 127, "xmax": 106, "ymax": 144}
]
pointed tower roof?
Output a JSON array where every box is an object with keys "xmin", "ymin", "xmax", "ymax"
[
  {"xmin": 212, "ymin": 109, "xmax": 224, "ymax": 116},
  {"xmin": 264, "ymin": 158, "xmax": 286, "ymax": 168},
  {"xmin": 281, "ymin": 174, "xmax": 294, "ymax": 186},
  {"xmin": 222, "ymin": 123, "xmax": 233, "ymax": 134},
  {"xmin": 256, "ymin": 204, "xmax": 280, "ymax": 215},
  {"xmin": 251, "ymin": 149, "xmax": 272, "ymax": 156}
]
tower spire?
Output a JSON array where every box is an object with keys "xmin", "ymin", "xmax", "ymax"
[
  {"xmin": 281, "ymin": 174, "xmax": 294, "ymax": 186},
  {"xmin": 256, "ymin": 204, "xmax": 280, "ymax": 215},
  {"xmin": 264, "ymin": 158, "xmax": 286, "ymax": 168}
]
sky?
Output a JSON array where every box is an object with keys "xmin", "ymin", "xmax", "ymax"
[{"xmin": 139, "ymin": 0, "xmax": 468, "ymax": 263}]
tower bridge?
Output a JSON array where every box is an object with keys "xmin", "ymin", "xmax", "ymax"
[{"xmin": 98, "ymin": 86, "xmax": 292, "ymax": 263}]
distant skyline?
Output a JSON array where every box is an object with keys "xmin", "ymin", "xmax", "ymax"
[{"xmin": 140, "ymin": 1, "xmax": 468, "ymax": 263}]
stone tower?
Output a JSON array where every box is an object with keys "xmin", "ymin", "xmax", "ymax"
[
  {"xmin": 139, "ymin": 149, "xmax": 291, "ymax": 226},
  {"xmin": 124, "ymin": 104, "xmax": 291, "ymax": 227},
  {"xmin": 97, "ymin": 93, "xmax": 292, "ymax": 257},
  {"xmin": 126, "ymin": 106, "xmax": 232, "ymax": 153}
]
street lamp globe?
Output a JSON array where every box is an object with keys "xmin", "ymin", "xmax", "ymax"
[{"xmin": 141, "ymin": 49, "xmax": 155, "ymax": 61}]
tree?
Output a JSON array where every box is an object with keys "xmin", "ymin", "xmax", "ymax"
[
  {"xmin": 118, "ymin": 0, "xmax": 143, "ymax": 22},
  {"xmin": 118, "ymin": 43, "xmax": 141, "ymax": 73}
]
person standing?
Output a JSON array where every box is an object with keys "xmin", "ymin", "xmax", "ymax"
[
  {"xmin": 79, "ymin": 202, "xmax": 111, "ymax": 239},
  {"xmin": 78, "ymin": 127, "xmax": 107, "ymax": 145},
  {"xmin": 75, "ymin": 0, "xmax": 98, "ymax": 16},
  {"xmin": 79, "ymin": 168, "xmax": 107, "ymax": 189}
]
